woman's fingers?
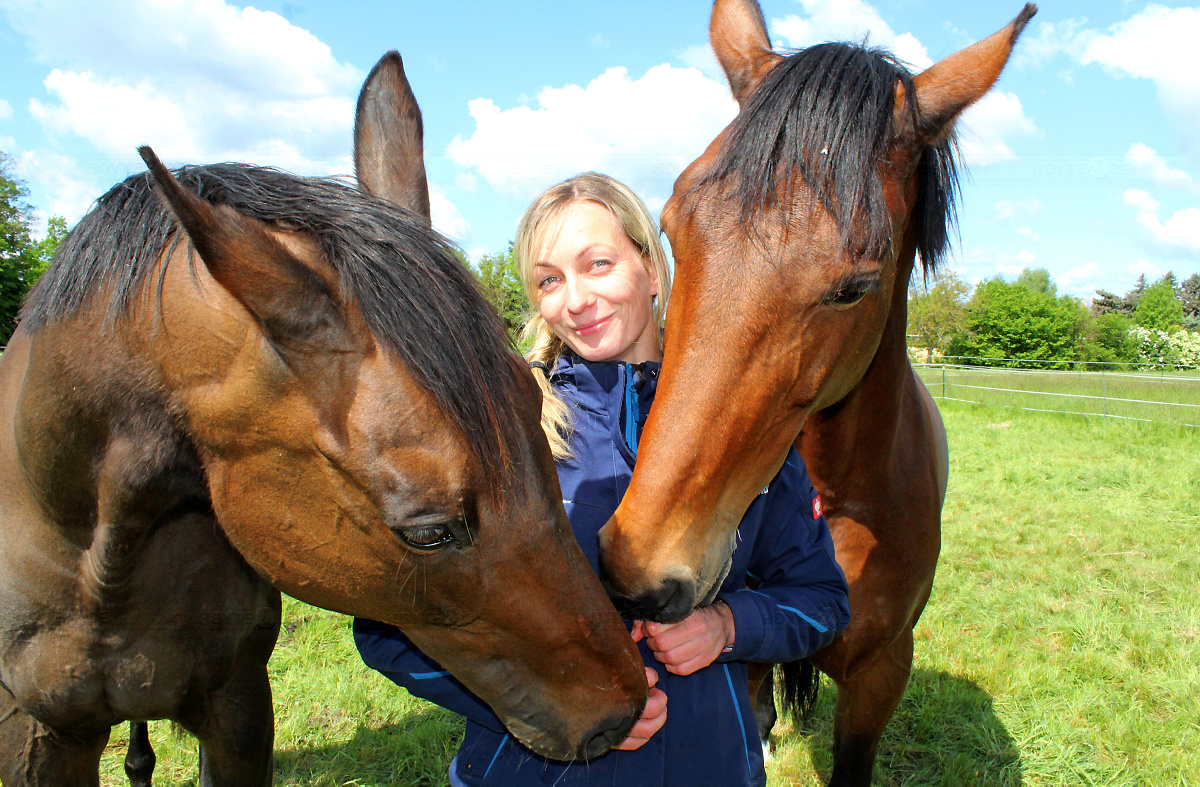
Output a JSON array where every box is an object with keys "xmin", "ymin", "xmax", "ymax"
[
  {"xmin": 643, "ymin": 605, "xmax": 732, "ymax": 673},
  {"xmin": 613, "ymin": 686, "xmax": 668, "ymax": 751}
]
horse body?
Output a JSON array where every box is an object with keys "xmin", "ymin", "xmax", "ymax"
[
  {"xmin": 0, "ymin": 253, "xmax": 283, "ymax": 782},
  {"xmin": 0, "ymin": 53, "xmax": 646, "ymax": 785},
  {"xmin": 599, "ymin": 2, "xmax": 1033, "ymax": 783}
]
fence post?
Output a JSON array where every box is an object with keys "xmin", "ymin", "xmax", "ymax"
[
  {"xmin": 942, "ymin": 363, "xmax": 946, "ymax": 398},
  {"xmin": 1102, "ymin": 369, "xmax": 1107, "ymax": 416}
]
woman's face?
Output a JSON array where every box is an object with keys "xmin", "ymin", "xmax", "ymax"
[{"xmin": 533, "ymin": 201, "xmax": 661, "ymax": 364}]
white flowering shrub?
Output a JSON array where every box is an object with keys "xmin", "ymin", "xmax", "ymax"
[
  {"xmin": 1131, "ymin": 327, "xmax": 1177, "ymax": 369},
  {"xmin": 1169, "ymin": 329, "xmax": 1200, "ymax": 369},
  {"xmin": 1130, "ymin": 327, "xmax": 1200, "ymax": 369}
]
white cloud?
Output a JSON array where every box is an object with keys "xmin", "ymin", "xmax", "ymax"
[
  {"xmin": 455, "ymin": 173, "xmax": 477, "ymax": 193},
  {"xmin": 1015, "ymin": 226, "xmax": 1040, "ymax": 241},
  {"xmin": 1011, "ymin": 18, "xmax": 1088, "ymax": 69},
  {"xmin": 429, "ymin": 184, "xmax": 469, "ymax": 243},
  {"xmin": 1076, "ymin": 5, "xmax": 1200, "ymax": 156},
  {"xmin": 1123, "ymin": 188, "xmax": 1200, "ymax": 254},
  {"xmin": 676, "ymin": 43, "xmax": 724, "ymax": 82},
  {"xmin": 1125, "ymin": 143, "xmax": 1198, "ymax": 193},
  {"xmin": 14, "ymin": 149, "xmax": 101, "ymax": 225},
  {"xmin": 1059, "ymin": 261, "xmax": 1100, "ymax": 289},
  {"xmin": 770, "ymin": 0, "xmax": 932, "ymax": 69},
  {"xmin": 0, "ymin": 99, "xmax": 12, "ymax": 119},
  {"xmin": 994, "ymin": 197, "xmax": 1043, "ymax": 222},
  {"xmin": 446, "ymin": 64, "xmax": 737, "ymax": 204},
  {"xmin": 5, "ymin": 0, "xmax": 361, "ymax": 176},
  {"xmin": 1123, "ymin": 188, "xmax": 1159, "ymax": 214},
  {"xmin": 1129, "ymin": 258, "xmax": 1164, "ymax": 279},
  {"xmin": 956, "ymin": 91, "xmax": 1038, "ymax": 167}
]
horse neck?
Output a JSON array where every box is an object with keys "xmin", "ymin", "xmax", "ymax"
[
  {"xmin": 12, "ymin": 267, "xmax": 212, "ymax": 604},
  {"xmin": 800, "ymin": 244, "xmax": 918, "ymax": 487}
]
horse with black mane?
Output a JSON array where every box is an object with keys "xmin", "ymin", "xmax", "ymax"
[
  {"xmin": 0, "ymin": 55, "xmax": 645, "ymax": 785},
  {"xmin": 598, "ymin": 3, "xmax": 1035, "ymax": 783}
]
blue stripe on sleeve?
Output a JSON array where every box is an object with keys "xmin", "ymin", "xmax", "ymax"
[
  {"xmin": 408, "ymin": 670, "xmax": 451, "ymax": 680},
  {"xmin": 744, "ymin": 589, "xmax": 829, "ymax": 632}
]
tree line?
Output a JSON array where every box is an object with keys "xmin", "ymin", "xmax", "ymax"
[
  {"xmin": 908, "ymin": 266, "xmax": 1200, "ymax": 370},
  {"xmin": 1, "ymin": 152, "xmax": 66, "ymax": 345}
]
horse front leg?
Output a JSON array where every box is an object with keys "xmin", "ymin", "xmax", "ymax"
[
  {"xmin": 183, "ymin": 658, "xmax": 275, "ymax": 787},
  {"xmin": 0, "ymin": 682, "xmax": 110, "ymax": 786},
  {"xmin": 815, "ymin": 624, "xmax": 915, "ymax": 786}
]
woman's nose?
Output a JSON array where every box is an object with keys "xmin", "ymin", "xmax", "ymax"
[{"xmin": 564, "ymin": 278, "xmax": 595, "ymax": 314}]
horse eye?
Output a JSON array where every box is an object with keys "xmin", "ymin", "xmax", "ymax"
[
  {"xmin": 393, "ymin": 524, "xmax": 457, "ymax": 551},
  {"xmin": 822, "ymin": 276, "xmax": 877, "ymax": 308},
  {"xmin": 823, "ymin": 285, "xmax": 868, "ymax": 307}
]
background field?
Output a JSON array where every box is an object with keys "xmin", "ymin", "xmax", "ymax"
[
  {"xmin": 915, "ymin": 363, "xmax": 1200, "ymax": 429},
  {"xmin": 97, "ymin": 399, "xmax": 1200, "ymax": 785}
]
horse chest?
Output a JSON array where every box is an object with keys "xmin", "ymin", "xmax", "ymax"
[{"xmin": 4, "ymin": 510, "xmax": 278, "ymax": 729}]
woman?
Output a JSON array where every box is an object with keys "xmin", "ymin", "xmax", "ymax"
[{"xmin": 354, "ymin": 172, "xmax": 850, "ymax": 786}]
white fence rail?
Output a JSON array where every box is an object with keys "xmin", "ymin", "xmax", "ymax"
[{"xmin": 914, "ymin": 359, "xmax": 1200, "ymax": 429}]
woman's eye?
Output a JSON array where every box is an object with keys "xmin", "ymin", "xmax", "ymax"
[
  {"xmin": 538, "ymin": 275, "xmax": 560, "ymax": 289},
  {"xmin": 394, "ymin": 524, "xmax": 456, "ymax": 551},
  {"xmin": 592, "ymin": 258, "xmax": 613, "ymax": 269}
]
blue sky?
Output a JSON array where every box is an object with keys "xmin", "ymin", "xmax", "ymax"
[{"xmin": 2, "ymin": 0, "xmax": 1199, "ymax": 301}]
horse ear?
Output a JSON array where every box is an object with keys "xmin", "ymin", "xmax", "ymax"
[
  {"xmin": 710, "ymin": 0, "xmax": 781, "ymax": 107},
  {"xmin": 354, "ymin": 51, "xmax": 432, "ymax": 222},
  {"xmin": 137, "ymin": 146, "xmax": 345, "ymax": 350},
  {"xmin": 903, "ymin": 3, "xmax": 1037, "ymax": 146}
]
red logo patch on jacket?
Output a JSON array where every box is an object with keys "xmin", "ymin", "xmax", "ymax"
[{"xmin": 812, "ymin": 495, "xmax": 823, "ymax": 520}]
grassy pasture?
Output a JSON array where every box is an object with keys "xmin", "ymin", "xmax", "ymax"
[
  {"xmin": 916, "ymin": 364, "xmax": 1200, "ymax": 428},
  {"xmin": 98, "ymin": 399, "xmax": 1199, "ymax": 785}
]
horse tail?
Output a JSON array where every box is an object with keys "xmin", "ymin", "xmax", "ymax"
[
  {"xmin": 777, "ymin": 658, "xmax": 820, "ymax": 723},
  {"xmin": 124, "ymin": 721, "xmax": 155, "ymax": 787}
]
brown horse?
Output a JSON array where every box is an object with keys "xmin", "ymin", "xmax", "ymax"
[
  {"xmin": 0, "ymin": 54, "xmax": 644, "ymax": 786},
  {"xmin": 598, "ymin": 2, "xmax": 1035, "ymax": 783}
]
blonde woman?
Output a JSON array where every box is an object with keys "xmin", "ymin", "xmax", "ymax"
[{"xmin": 355, "ymin": 173, "xmax": 850, "ymax": 786}]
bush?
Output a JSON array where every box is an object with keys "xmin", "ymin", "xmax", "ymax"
[
  {"xmin": 946, "ymin": 277, "xmax": 1087, "ymax": 368},
  {"xmin": 1129, "ymin": 326, "xmax": 1187, "ymax": 369},
  {"xmin": 1080, "ymin": 313, "xmax": 1138, "ymax": 369}
]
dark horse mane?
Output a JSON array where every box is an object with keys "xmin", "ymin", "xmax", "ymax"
[
  {"xmin": 21, "ymin": 163, "xmax": 521, "ymax": 484},
  {"xmin": 698, "ymin": 42, "xmax": 959, "ymax": 274}
]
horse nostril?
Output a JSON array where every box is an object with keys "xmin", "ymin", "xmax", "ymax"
[
  {"xmin": 608, "ymin": 577, "xmax": 696, "ymax": 623},
  {"xmin": 578, "ymin": 714, "xmax": 636, "ymax": 761}
]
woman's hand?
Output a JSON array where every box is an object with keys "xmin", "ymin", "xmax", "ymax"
[
  {"xmin": 638, "ymin": 602, "xmax": 736, "ymax": 676},
  {"xmin": 613, "ymin": 667, "xmax": 667, "ymax": 751}
]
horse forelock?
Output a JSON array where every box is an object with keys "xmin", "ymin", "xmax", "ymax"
[
  {"xmin": 20, "ymin": 163, "xmax": 522, "ymax": 491},
  {"xmin": 694, "ymin": 41, "xmax": 959, "ymax": 275}
]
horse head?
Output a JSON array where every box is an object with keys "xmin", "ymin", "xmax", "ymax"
[
  {"xmin": 599, "ymin": 0, "xmax": 1036, "ymax": 621},
  {"xmin": 127, "ymin": 52, "xmax": 645, "ymax": 760}
]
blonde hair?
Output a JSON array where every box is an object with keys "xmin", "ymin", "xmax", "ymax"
[{"xmin": 514, "ymin": 172, "xmax": 672, "ymax": 459}]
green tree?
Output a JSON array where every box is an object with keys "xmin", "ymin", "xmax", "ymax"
[
  {"xmin": 946, "ymin": 276, "xmax": 1087, "ymax": 368},
  {"xmin": 1081, "ymin": 312, "xmax": 1138, "ymax": 369},
  {"xmin": 1, "ymin": 153, "xmax": 66, "ymax": 345},
  {"xmin": 1134, "ymin": 277, "xmax": 1184, "ymax": 332},
  {"xmin": 907, "ymin": 269, "xmax": 969, "ymax": 362},
  {"xmin": 468, "ymin": 243, "xmax": 530, "ymax": 339},
  {"xmin": 1016, "ymin": 267, "xmax": 1057, "ymax": 296},
  {"xmin": 1177, "ymin": 273, "xmax": 1200, "ymax": 331},
  {"xmin": 1128, "ymin": 273, "xmax": 1149, "ymax": 308}
]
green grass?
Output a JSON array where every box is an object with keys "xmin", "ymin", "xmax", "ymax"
[
  {"xmin": 98, "ymin": 400, "xmax": 1199, "ymax": 785},
  {"xmin": 915, "ymin": 364, "xmax": 1200, "ymax": 427}
]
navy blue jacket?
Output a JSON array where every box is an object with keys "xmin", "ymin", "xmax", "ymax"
[{"xmin": 354, "ymin": 353, "xmax": 850, "ymax": 786}]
